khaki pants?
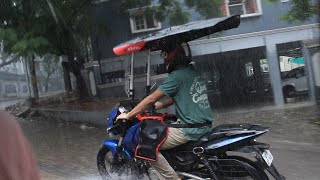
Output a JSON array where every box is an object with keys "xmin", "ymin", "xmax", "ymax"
[{"xmin": 148, "ymin": 128, "xmax": 189, "ymax": 180}]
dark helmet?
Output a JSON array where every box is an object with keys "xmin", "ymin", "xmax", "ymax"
[{"xmin": 160, "ymin": 43, "xmax": 192, "ymax": 73}]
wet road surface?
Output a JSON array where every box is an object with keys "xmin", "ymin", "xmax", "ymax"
[
  {"xmin": 17, "ymin": 118, "xmax": 106, "ymax": 180},
  {"xmin": 11, "ymin": 104, "xmax": 320, "ymax": 180},
  {"xmin": 214, "ymin": 105, "xmax": 320, "ymax": 180}
]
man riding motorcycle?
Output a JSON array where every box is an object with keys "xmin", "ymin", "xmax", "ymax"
[{"xmin": 116, "ymin": 43, "xmax": 213, "ymax": 180}]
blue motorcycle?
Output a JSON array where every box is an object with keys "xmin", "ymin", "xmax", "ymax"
[
  {"xmin": 97, "ymin": 15, "xmax": 284, "ymax": 180},
  {"xmin": 97, "ymin": 100, "xmax": 285, "ymax": 180}
]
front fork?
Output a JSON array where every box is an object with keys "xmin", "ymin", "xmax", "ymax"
[
  {"xmin": 101, "ymin": 139, "xmax": 151, "ymax": 177},
  {"xmin": 102, "ymin": 139, "xmax": 132, "ymax": 158}
]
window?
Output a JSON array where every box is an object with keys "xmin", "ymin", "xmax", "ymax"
[
  {"xmin": 5, "ymin": 84, "xmax": 17, "ymax": 94},
  {"xmin": 129, "ymin": 7, "xmax": 161, "ymax": 33},
  {"xmin": 134, "ymin": 15, "xmax": 145, "ymax": 30},
  {"xmin": 229, "ymin": 0, "xmax": 246, "ymax": 15},
  {"xmin": 260, "ymin": 59, "xmax": 269, "ymax": 73},
  {"xmin": 22, "ymin": 85, "xmax": 28, "ymax": 93},
  {"xmin": 245, "ymin": 62, "xmax": 254, "ymax": 76},
  {"xmin": 226, "ymin": 0, "xmax": 262, "ymax": 17},
  {"xmin": 40, "ymin": 64, "xmax": 44, "ymax": 71}
]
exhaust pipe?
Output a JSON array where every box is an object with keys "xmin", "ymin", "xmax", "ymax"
[{"xmin": 177, "ymin": 172, "xmax": 209, "ymax": 180}]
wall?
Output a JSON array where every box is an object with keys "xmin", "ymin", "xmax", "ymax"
[
  {"xmin": 0, "ymin": 60, "xmax": 25, "ymax": 75},
  {"xmin": 92, "ymin": 0, "xmax": 318, "ymax": 60},
  {"xmin": 312, "ymin": 52, "xmax": 320, "ymax": 104},
  {"xmin": 0, "ymin": 72, "xmax": 28, "ymax": 99}
]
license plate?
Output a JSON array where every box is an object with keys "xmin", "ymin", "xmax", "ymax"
[{"xmin": 262, "ymin": 150, "xmax": 273, "ymax": 166}]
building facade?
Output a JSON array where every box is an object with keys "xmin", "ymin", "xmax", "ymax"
[
  {"xmin": 0, "ymin": 59, "xmax": 28, "ymax": 99},
  {"xmin": 0, "ymin": 56, "xmax": 65, "ymax": 99},
  {"xmin": 90, "ymin": 0, "xmax": 319, "ymax": 107}
]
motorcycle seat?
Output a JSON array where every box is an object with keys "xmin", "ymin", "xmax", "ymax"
[
  {"xmin": 170, "ymin": 124, "xmax": 259, "ymax": 151},
  {"xmin": 198, "ymin": 124, "xmax": 251, "ymax": 141}
]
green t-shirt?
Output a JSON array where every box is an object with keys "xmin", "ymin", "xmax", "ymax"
[{"xmin": 158, "ymin": 66, "xmax": 214, "ymax": 140}]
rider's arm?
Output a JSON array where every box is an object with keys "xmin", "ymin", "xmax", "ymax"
[
  {"xmin": 155, "ymin": 97, "xmax": 174, "ymax": 110},
  {"xmin": 117, "ymin": 90, "xmax": 165, "ymax": 120}
]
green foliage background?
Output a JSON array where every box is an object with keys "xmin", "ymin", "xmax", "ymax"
[{"xmin": 267, "ymin": 0, "xmax": 318, "ymax": 23}]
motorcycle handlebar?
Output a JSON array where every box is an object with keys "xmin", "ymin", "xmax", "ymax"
[
  {"xmin": 107, "ymin": 119, "xmax": 127, "ymax": 132},
  {"xmin": 107, "ymin": 123, "xmax": 119, "ymax": 132}
]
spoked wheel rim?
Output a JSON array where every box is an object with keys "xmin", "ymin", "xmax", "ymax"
[
  {"xmin": 97, "ymin": 146, "xmax": 113, "ymax": 179},
  {"xmin": 97, "ymin": 146, "xmax": 133, "ymax": 179},
  {"xmin": 97, "ymin": 145, "xmax": 152, "ymax": 180},
  {"xmin": 217, "ymin": 156, "xmax": 269, "ymax": 180}
]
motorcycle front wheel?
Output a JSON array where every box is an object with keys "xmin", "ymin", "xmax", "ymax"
[
  {"xmin": 97, "ymin": 145, "xmax": 153, "ymax": 180},
  {"xmin": 97, "ymin": 145, "xmax": 130, "ymax": 180}
]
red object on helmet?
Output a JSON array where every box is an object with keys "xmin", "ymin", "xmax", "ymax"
[{"xmin": 164, "ymin": 49, "xmax": 177, "ymax": 66}]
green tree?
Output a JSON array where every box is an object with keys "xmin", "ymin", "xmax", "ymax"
[
  {"xmin": 185, "ymin": 0, "xmax": 223, "ymax": 19},
  {"xmin": 119, "ymin": 0, "xmax": 227, "ymax": 26},
  {"xmin": 120, "ymin": 0, "xmax": 190, "ymax": 26},
  {"xmin": 0, "ymin": 0, "xmax": 50, "ymax": 99},
  {"xmin": 168, "ymin": 2, "xmax": 190, "ymax": 26},
  {"xmin": 268, "ymin": 0, "xmax": 318, "ymax": 23},
  {"xmin": 0, "ymin": 0, "xmax": 98, "ymax": 98},
  {"xmin": 0, "ymin": 53, "xmax": 20, "ymax": 69},
  {"xmin": 155, "ymin": 0, "xmax": 190, "ymax": 26},
  {"xmin": 44, "ymin": 0, "xmax": 93, "ymax": 97}
]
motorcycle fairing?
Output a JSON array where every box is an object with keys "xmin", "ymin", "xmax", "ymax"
[
  {"xmin": 123, "ymin": 123, "xmax": 140, "ymax": 151},
  {"xmin": 135, "ymin": 119, "xmax": 168, "ymax": 161},
  {"xmin": 204, "ymin": 131, "xmax": 266, "ymax": 150},
  {"xmin": 106, "ymin": 109, "xmax": 118, "ymax": 128},
  {"xmin": 170, "ymin": 124, "xmax": 268, "ymax": 152},
  {"xmin": 102, "ymin": 139, "xmax": 132, "ymax": 158}
]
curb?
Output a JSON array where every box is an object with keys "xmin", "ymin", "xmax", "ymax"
[
  {"xmin": 34, "ymin": 101, "xmax": 318, "ymax": 126},
  {"xmin": 215, "ymin": 101, "xmax": 317, "ymax": 114},
  {"xmin": 35, "ymin": 108, "xmax": 108, "ymax": 125},
  {"xmin": 0, "ymin": 98, "xmax": 25, "ymax": 102}
]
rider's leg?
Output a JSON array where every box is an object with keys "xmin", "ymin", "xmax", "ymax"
[{"xmin": 149, "ymin": 128, "xmax": 188, "ymax": 180}]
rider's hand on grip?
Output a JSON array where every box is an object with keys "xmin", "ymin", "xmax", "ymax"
[
  {"xmin": 116, "ymin": 113, "xmax": 129, "ymax": 122},
  {"xmin": 107, "ymin": 118, "xmax": 127, "ymax": 132},
  {"xmin": 117, "ymin": 119, "xmax": 127, "ymax": 124}
]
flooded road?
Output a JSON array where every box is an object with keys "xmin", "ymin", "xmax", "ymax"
[
  {"xmin": 17, "ymin": 118, "xmax": 107, "ymax": 180},
  {"xmin": 14, "ymin": 105, "xmax": 320, "ymax": 180}
]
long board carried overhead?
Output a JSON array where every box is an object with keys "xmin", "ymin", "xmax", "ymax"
[{"xmin": 113, "ymin": 15, "xmax": 240, "ymax": 56}]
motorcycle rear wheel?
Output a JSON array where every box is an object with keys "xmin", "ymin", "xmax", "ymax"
[{"xmin": 217, "ymin": 156, "xmax": 269, "ymax": 180}]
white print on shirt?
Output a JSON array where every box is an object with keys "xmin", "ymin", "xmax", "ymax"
[{"xmin": 190, "ymin": 76, "xmax": 210, "ymax": 109}]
